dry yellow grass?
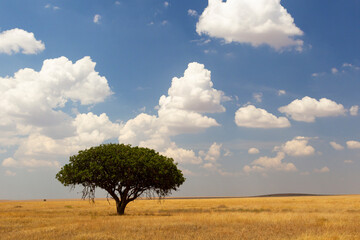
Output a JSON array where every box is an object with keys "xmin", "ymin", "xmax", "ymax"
[{"xmin": 1, "ymin": 195, "xmax": 360, "ymax": 239}]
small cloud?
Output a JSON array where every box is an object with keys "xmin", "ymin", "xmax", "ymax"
[
  {"xmin": 235, "ymin": 105, "xmax": 290, "ymax": 129},
  {"xmin": 93, "ymin": 14, "xmax": 101, "ymax": 24},
  {"xmin": 138, "ymin": 106, "xmax": 146, "ymax": 112},
  {"xmin": 344, "ymin": 160, "xmax": 353, "ymax": 164},
  {"xmin": 278, "ymin": 90, "xmax": 286, "ymax": 96},
  {"xmin": 248, "ymin": 148, "xmax": 260, "ymax": 155},
  {"xmin": 203, "ymin": 39, "xmax": 211, "ymax": 44},
  {"xmin": 243, "ymin": 152, "xmax": 297, "ymax": 173},
  {"xmin": 217, "ymin": 169, "xmax": 235, "ymax": 176},
  {"xmin": 115, "ymin": 1, "xmax": 121, "ymax": 5},
  {"xmin": 45, "ymin": 4, "xmax": 60, "ymax": 10},
  {"xmin": 2, "ymin": 157, "xmax": 18, "ymax": 167},
  {"xmin": 161, "ymin": 144, "xmax": 202, "ymax": 165},
  {"xmin": 225, "ymin": 52, "xmax": 235, "ymax": 58},
  {"xmin": 313, "ymin": 63, "xmax": 360, "ymax": 78},
  {"xmin": 5, "ymin": 170, "xmax": 16, "ymax": 177},
  {"xmin": 181, "ymin": 168, "xmax": 195, "ymax": 176},
  {"xmin": 274, "ymin": 136, "xmax": 315, "ymax": 157},
  {"xmin": 342, "ymin": 63, "xmax": 360, "ymax": 71},
  {"xmin": 148, "ymin": 21, "xmax": 154, "ymax": 26},
  {"xmin": 188, "ymin": 9, "xmax": 198, "ymax": 17},
  {"xmin": 278, "ymin": 96, "xmax": 346, "ymax": 123},
  {"xmin": 0, "ymin": 28, "xmax": 45, "ymax": 55},
  {"xmin": 161, "ymin": 20, "xmax": 168, "ymax": 25},
  {"xmin": 253, "ymin": 92, "xmax": 262, "ymax": 103},
  {"xmin": 164, "ymin": 1, "xmax": 169, "ymax": 7},
  {"xmin": 204, "ymin": 142, "xmax": 222, "ymax": 163},
  {"xmin": 203, "ymin": 162, "xmax": 217, "ymax": 171},
  {"xmin": 312, "ymin": 72, "xmax": 325, "ymax": 77},
  {"xmin": 190, "ymin": 38, "xmax": 211, "ymax": 46},
  {"xmin": 204, "ymin": 49, "xmax": 216, "ymax": 54},
  {"xmin": 350, "ymin": 105, "xmax": 359, "ymax": 116},
  {"xmin": 224, "ymin": 149, "xmax": 233, "ymax": 157},
  {"xmin": 329, "ymin": 141, "xmax": 344, "ymax": 150},
  {"xmin": 314, "ymin": 166, "xmax": 330, "ymax": 173},
  {"xmin": 136, "ymin": 86, "xmax": 146, "ymax": 91},
  {"xmin": 347, "ymin": 140, "xmax": 360, "ymax": 149}
]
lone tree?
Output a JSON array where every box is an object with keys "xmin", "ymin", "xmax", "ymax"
[{"xmin": 56, "ymin": 143, "xmax": 185, "ymax": 215}]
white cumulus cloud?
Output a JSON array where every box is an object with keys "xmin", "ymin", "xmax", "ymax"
[
  {"xmin": 5, "ymin": 112, "xmax": 122, "ymax": 170},
  {"xmin": 94, "ymin": 14, "xmax": 101, "ymax": 24},
  {"xmin": 274, "ymin": 136, "xmax": 315, "ymax": 156},
  {"xmin": 342, "ymin": 63, "xmax": 360, "ymax": 71},
  {"xmin": 347, "ymin": 141, "xmax": 360, "ymax": 149},
  {"xmin": 278, "ymin": 96, "xmax": 346, "ymax": 122},
  {"xmin": 160, "ymin": 143, "xmax": 202, "ymax": 165},
  {"xmin": 160, "ymin": 62, "xmax": 227, "ymax": 113},
  {"xmin": 235, "ymin": 105, "xmax": 290, "ymax": 128},
  {"xmin": 118, "ymin": 62, "xmax": 226, "ymax": 164},
  {"xmin": 45, "ymin": 4, "xmax": 60, "ymax": 10},
  {"xmin": 253, "ymin": 92, "xmax": 262, "ymax": 103},
  {"xmin": 2, "ymin": 158, "xmax": 18, "ymax": 167},
  {"xmin": 1, "ymin": 56, "xmax": 112, "ymax": 109},
  {"xmin": 204, "ymin": 142, "xmax": 222, "ymax": 162},
  {"xmin": 196, "ymin": 0, "xmax": 304, "ymax": 51},
  {"xmin": 0, "ymin": 28, "xmax": 45, "ymax": 55},
  {"xmin": 248, "ymin": 148, "xmax": 260, "ymax": 154},
  {"xmin": 243, "ymin": 152, "xmax": 297, "ymax": 173},
  {"xmin": 188, "ymin": 9, "xmax": 198, "ymax": 17},
  {"xmin": 0, "ymin": 56, "xmax": 118, "ymax": 169},
  {"xmin": 278, "ymin": 90, "xmax": 286, "ymax": 96},
  {"xmin": 199, "ymin": 142, "xmax": 228, "ymax": 173},
  {"xmin": 0, "ymin": 56, "xmax": 112, "ymax": 139},
  {"xmin": 329, "ymin": 141, "xmax": 344, "ymax": 150},
  {"xmin": 350, "ymin": 105, "xmax": 359, "ymax": 116},
  {"xmin": 73, "ymin": 113, "xmax": 122, "ymax": 146}
]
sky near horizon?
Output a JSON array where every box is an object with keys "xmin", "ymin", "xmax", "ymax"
[{"xmin": 0, "ymin": 0, "xmax": 360, "ymax": 200}]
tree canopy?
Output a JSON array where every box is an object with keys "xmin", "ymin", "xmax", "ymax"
[{"xmin": 56, "ymin": 143, "xmax": 185, "ymax": 215}]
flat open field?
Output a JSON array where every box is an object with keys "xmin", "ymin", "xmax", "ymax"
[{"xmin": 1, "ymin": 195, "xmax": 360, "ymax": 240}]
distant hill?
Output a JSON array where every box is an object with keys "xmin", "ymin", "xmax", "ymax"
[{"xmin": 252, "ymin": 193, "xmax": 326, "ymax": 198}]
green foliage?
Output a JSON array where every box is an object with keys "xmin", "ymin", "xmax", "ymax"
[{"xmin": 56, "ymin": 143, "xmax": 185, "ymax": 214}]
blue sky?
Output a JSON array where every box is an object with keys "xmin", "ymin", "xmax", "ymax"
[{"xmin": 0, "ymin": 0, "xmax": 360, "ymax": 199}]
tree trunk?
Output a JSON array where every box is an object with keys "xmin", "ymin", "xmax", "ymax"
[{"xmin": 116, "ymin": 200, "xmax": 128, "ymax": 215}]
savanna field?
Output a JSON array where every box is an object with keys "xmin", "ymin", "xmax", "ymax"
[{"xmin": 1, "ymin": 195, "xmax": 360, "ymax": 240}]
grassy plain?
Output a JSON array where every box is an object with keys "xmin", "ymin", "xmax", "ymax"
[{"xmin": 1, "ymin": 195, "xmax": 360, "ymax": 240}]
